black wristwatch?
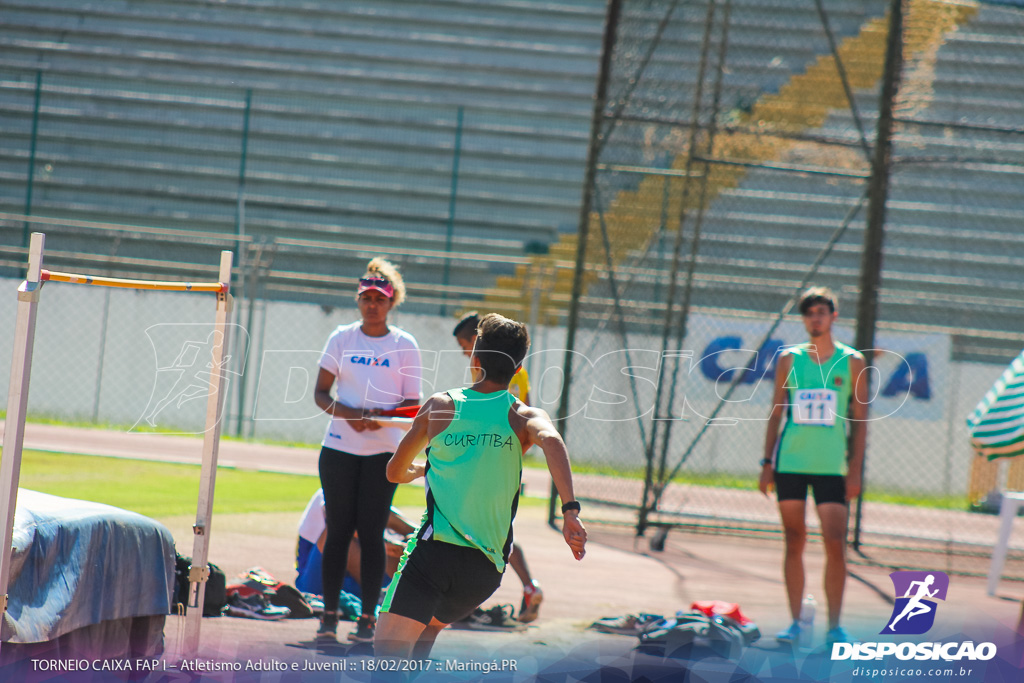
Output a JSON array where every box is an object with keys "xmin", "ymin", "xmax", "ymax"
[
  {"xmin": 759, "ymin": 458, "xmax": 772, "ymax": 467},
  {"xmin": 561, "ymin": 501, "xmax": 581, "ymax": 514}
]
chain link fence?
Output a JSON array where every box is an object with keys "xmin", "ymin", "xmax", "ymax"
[
  {"xmin": 550, "ymin": 0, "xmax": 1024, "ymax": 580},
  {"xmin": 3, "ymin": 0, "xmax": 1024, "ymax": 581}
]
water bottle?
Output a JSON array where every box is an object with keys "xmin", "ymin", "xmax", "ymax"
[{"xmin": 798, "ymin": 594, "xmax": 817, "ymax": 650}]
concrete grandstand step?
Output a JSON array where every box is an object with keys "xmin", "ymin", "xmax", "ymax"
[
  {"xmin": 5, "ymin": 0, "xmax": 607, "ymax": 53},
  {"xmin": 0, "ymin": 37, "xmax": 597, "ymax": 113},
  {"xmin": 0, "ymin": 22, "xmax": 600, "ymax": 96}
]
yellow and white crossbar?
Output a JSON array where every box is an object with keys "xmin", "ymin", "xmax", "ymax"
[{"xmin": 40, "ymin": 269, "xmax": 229, "ymax": 293}]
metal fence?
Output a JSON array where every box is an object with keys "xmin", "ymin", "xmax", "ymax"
[
  {"xmin": 0, "ymin": 217, "xmax": 577, "ymax": 445},
  {"xmin": 554, "ymin": 0, "xmax": 1024, "ymax": 579},
  {"xmin": 0, "ymin": 66, "xmax": 590, "ymax": 319},
  {"xmin": 2, "ymin": 0, "xmax": 1024, "ymax": 581}
]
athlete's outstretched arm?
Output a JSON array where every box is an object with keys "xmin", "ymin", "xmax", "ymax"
[
  {"xmin": 760, "ymin": 354, "xmax": 793, "ymax": 496},
  {"xmin": 524, "ymin": 407, "xmax": 587, "ymax": 560},
  {"xmin": 386, "ymin": 398, "xmax": 434, "ymax": 483}
]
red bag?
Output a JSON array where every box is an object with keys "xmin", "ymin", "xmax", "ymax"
[{"xmin": 690, "ymin": 600, "xmax": 752, "ymax": 626}]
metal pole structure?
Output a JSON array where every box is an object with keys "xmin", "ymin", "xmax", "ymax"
[
  {"xmin": 22, "ymin": 72, "xmax": 42, "ymax": 249},
  {"xmin": 232, "ymin": 90, "xmax": 252, "ymax": 434},
  {"xmin": 92, "ymin": 237, "xmax": 121, "ymax": 423},
  {"xmin": 0, "ymin": 232, "xmax": 45, "ymax": 661},
  {"xmin": 645, "ymin": 191, "xmax": 869, "ymax": 515},
  {"xmin": 235, "ymin": 89, "xmax": 252, "ymax": 245},
  {"xmin": 852, "ymin": 0, "xmax": 903, "ymax": 550},
  {"xmin": 527, "ymin": 261, "xmax": 542, "ymax": 382},
  {"xmin": 91, "ymin": 288, "xmax": 112, "ymax": 423},
  {"xmin": 249, "ymin": 241, "xmax": 275, "ymax": 439},
  {"xmin": 236, "ymin": 240, "xmax": 264, "ymax": 436},
  {"xmin": 650, "ymin": 0, "xmax": 732, "ymax": 520},
  {"xmin": 550, "ymin": 0, "xmax": 622, "ymax": 526},
  {"xmin": 183, "ymin": 250, "xmax": 234, "ymax": 656},
  {"xmin": 637, "ymin": 0, "xmax": 718, "ymax": 537},
  {"xmin": 440, "ymin": 106, "xmax": 464, "ymax": 317}
]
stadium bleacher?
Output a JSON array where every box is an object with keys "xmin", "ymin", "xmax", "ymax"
[
  {"xmin": 1, "ymin": 0, "xmax": 1022, "ymax": 362},
  {"xmin": 0, "ymin": 0, "xmax": 887, "ymax": 310},
  {"xmin": 0, "ymin": 0, "xmax": 608, "ymax": 305},
  {"xmin": 547, "ymin": 0, "xmax": 1024, "ymax": 362}
]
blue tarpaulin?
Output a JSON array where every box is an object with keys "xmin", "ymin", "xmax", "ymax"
[{"xmin": 1, "ymin": 490, "xmax": 175, "ymax": 644}]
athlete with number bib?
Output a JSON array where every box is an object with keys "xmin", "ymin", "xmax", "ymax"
[
  {"xmin": 375, "ymin": 313, "xmax": 587, "ymax": 661},
  {"xmin": 759, "ymin": 287, "xmax": 867, "ymax": 646}
]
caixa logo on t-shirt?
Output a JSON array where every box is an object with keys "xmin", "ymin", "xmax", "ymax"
[
  {"xmin": 349, "ymin": 355, "xmax": 391, "ymax": 367},
  {"xmin": 884, "ymin": 571, "xmax": 949, "ymax": 635}
]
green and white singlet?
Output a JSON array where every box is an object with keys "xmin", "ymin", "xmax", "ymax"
[
  {"xmin": 775, "ymin": 341, "xmax": 859, "ymax": 476},
  {"xmin": 417, "ymin": 387, "xmax": 523, "ymax": 572}
]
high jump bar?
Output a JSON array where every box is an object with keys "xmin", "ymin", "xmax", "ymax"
[
  {"xmin": 40, "ymin": 269, "xmax": 229, "ymax": 293},
  {"xmin": 0, "ymin": 233, "xmax": 233, "ymax": 661}
]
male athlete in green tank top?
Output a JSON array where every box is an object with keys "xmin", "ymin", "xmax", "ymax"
[
  {"xmin": 375, "ymin": 314, "xmax": 587, "ymax": 662},
  {"xmin": 452, "ymin": 311, "xmax": 545, "ymax": 623},
  {"xmin": 775, "ymin": 340, "xmax": 859, "ymax": 476},
  {"xmin": 759, "ymin": 287, "xmax": 867, "ymax": 648},
  {"xmin": 414, "ymin": 386, "xmax": 522, "ymax": 571}
]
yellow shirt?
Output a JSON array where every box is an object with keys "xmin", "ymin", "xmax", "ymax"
[{"xmin": 508, "ymin": 367, "xmax": 531, "ymax": 403}]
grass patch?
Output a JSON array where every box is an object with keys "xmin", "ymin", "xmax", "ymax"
[
  {"xmin": 4, "ymin": 412, "xmax": 185, "ymax": 435},
  {"xmin": 14, "ymin": 451, "xmax": 426, "ymax": 518},
  {"xmin": 1, "ymin": 411, "xmax": 321, "ymax": 450},
  {"xmin": 525, "ymin": 455, "xmax": 969, "ymax": 510}
]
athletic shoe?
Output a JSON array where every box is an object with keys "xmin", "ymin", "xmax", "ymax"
[
  {"xmin": 825, "ymin": 626, "xmax": 855, "ymax": 645},
  {"xmin": 316, "ymin": 613, "xmax": 338, "ymax": 643},
  {"xmin": 775, "ymin": 621, "xmax": 801, "ymax": 643},
  {"xmin": 518, "ymin": 581, "xmax": 544, "ymax": 624},
  {"xmin": 302, "ymin": 593, "xmax": 325, "ymax": 617},
  {"xmin": 225, "ymin": 592, "xmax": 291, "ymax": 620},
  {"xmin": 242, "ymin": 566, "xmax": 279, "ymax": 586},
  {"xmin": 347, "ymin": 615, "xmax": 375, "ymax": 643},
  {"xmin": 589, "ymin": 613, "xmax": 664, "ymax": 636},
  {"xmin": 467, "ymin": 604, "xmax": 526, "ymax": 632}
]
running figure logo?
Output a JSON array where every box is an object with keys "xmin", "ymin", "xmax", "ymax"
[
  {"xmin": 134, "ymin": 324, "xmax": 246, "ymax": 433},
  {"xmin": 883, "ymin": 571, "xmax": 949, "ymax": 635}
]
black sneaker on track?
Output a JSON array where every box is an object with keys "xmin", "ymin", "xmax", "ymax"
[
  {"xmin": 347, "ymin": 615, "xmax": 375, "ymax": 643},
  {"xmin": 467, "ymin": 605, "xmax": 526, "ymax": 632},
  {"xmin": 225, "ymin": 592, "xmax": 291, "ymax": 620},
  {"xmin": 316, "ymin": 612, "xmax": 338, "ymax": 643}
]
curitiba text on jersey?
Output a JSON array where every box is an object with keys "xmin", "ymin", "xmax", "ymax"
[{"xmin": 443, "ymin": 432, "xmax": 517, "ymax": 450}]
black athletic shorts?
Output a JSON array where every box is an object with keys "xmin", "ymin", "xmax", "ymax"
[
  {"xmin": 382, "ymin": 538, "xmax": 503, "ymax": 626},
  {"xmin": 774, "ymin": 471, "xmax": 847, "ymax": 506}
]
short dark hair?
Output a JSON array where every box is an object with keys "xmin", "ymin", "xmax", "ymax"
[
  {"xmin": 473, "ymin": 313, "xmax": 530, "ymax": 384},
  {"xmin": 799, "ymin": 286, "xmax": 837, "ymax": 315},
  {"xmin": 453, "ymin": 311, "xmax": 480, "ymax": 340}
]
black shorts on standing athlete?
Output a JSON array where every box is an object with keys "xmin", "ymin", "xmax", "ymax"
[{"xmin": 773, "ymin": 471, "xmax": 846, "ymax": 506}]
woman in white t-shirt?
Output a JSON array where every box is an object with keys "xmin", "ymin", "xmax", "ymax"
[{"xmin": 312, "ymin": 258, "xmax": 422, "ymax": 644}]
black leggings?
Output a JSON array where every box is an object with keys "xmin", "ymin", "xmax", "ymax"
[{"xmin": 319, "ymin": 447, "xmax": 398, "ymax": 617}]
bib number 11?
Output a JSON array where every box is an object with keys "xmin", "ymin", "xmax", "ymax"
[{"xmin": 793, "ymin": 389, "xmax": 837, "ymax": 426}]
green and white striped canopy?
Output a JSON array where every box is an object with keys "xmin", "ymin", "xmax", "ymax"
[{"xmin": 968, "ymin": 351, "xmax": 1024, "ymax": 461}]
